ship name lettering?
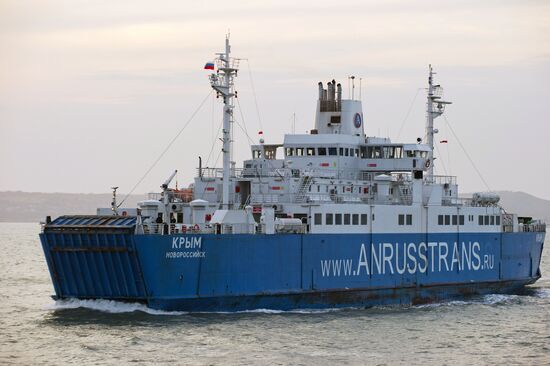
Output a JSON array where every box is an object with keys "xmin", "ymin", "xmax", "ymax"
[{"xmin": 172, "ymin": 237, "xmax": 202, "ymax": 249}]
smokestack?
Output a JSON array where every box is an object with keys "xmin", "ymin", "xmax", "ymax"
[
  {"xmin": 327, "ymin": 81, "xmax": 334, "ymax": 101},
  {"xmin": 318, "ymin": 82, "xmax": 324, "ymax": 100},
  {"xmin": 336, "ymin": 83, "xmax": 342, "ymax": 106}
]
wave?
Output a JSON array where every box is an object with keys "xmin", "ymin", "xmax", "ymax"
[
  {"xmin": 230, "ymin": 307, "xmax": 356, "ymax": 314},
  {"xmin": 480, "ymin": 293, "xmax": 520, "ymax": 305},
  {"xmin": 46, "ymin": 299, "xmax": 187, "ymax": 315},
  {"xmin": 46, "ymin": 287, "xmax": 550, "ymax": 315},
  {"xmin": 533, "ymin": 287, "xmax": 550, "ymax": 298},
  {"xmin": 413, "ymin": 294, "xmax": 520, "ymax": 309},
  {"xmin": 45, "ymin": 299, "xmax": 357, "ymax": 316},
  {"xmin": 414, "ymin": 300, "xmax": 470, "ymax": 309}
]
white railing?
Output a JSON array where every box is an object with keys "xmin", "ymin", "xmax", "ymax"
[
  {"xmin": 148, "ymin": 192, "xmax": 162, "ymax": 201},
  {"xmin": 518, "ymin": 223, "xmax": 546, "ymax": 233},
  {"xmin": 430, "ymin": 175, "xmax": 457, "ymax": 185},
  {"xmin": 198, "ymin": 167, "xmax": 244, "ymax": 179}
]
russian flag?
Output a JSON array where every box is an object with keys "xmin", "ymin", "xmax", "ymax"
[
  {"xmin": 204, "ymin": 62, "xmax": 215, "ymax": 70},
  {"xmin": 440, "ymin": 140, "xmax": 448, "ymax": 143}
]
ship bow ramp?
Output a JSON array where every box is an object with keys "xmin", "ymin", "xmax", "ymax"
[{"xmin": 39, "ymin": 215, "xmax": 148, "ymax": 302}]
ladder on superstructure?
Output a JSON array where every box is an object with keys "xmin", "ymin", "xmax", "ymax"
[{"xmin": 295, "ymin": 175, "xmax": 312, "ymax": 203}]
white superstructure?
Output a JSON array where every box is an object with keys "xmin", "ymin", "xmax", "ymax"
[{"xmin": 133, "ymin": 37, "xmax": 535, "ymax": 237}]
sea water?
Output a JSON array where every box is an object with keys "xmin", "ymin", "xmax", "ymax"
[{"xmin": 1, "ymin": 223, "xmax": 549, "ymax": 365}]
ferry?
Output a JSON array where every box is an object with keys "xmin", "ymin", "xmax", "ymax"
[{"xmin": 39, "ymin": 37, "xmax": 546, "ymax": 311}]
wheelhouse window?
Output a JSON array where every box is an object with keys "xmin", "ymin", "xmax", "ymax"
[
  {"xmin": 253, "ymin": 150, "xmax": 262, "ymax": 159},
  {"xmin": 335, "ymin": 214, "xmax": 342, "ymax": 225},
  {"xmin": 352, "ymin": 214, "xmax": 359, "ymax": 225},
  {"xmin": 479, "ymin": 215, "xmax": 484, "ymax": 225},
  {"xmin": 307, "ymin": 147, "xmax": 315, "ymax": 156},
  {"xmin": 285, "ymin": 148, "xmax": 294, "ymax": 156},
  {"xmin": 394, "ymin": 147, "xmax": 403, "ymax": 158},
  {"xmin": 318, "ymin": 147, "xmax": 327, "ymax": 156},
  {"xmin": 326, "ymin": 213, "xmax": 333, "ymax": 225},
  {"xmin": 367, "ymin": 146, "xmax": 383, "ymax": 158},
  {"xmin": 328, "ymin": 147, "xmax": 337, "ymax": 156},
  {"xmin": 361, "ymin": 214, "xmax": 368, "ymax": 225},
  {"xmin": 496, "ymin": 216, "xmax": 501, "ymax": 225},
  {"xmin": 406, "ymin": 214, "xmax": 412, "ymax": 225},
  {"xmin": 459, "ymin": 215, "xmax": 465, "ymax": 225},
  {"xmin": 383, "ymin": 146, "xmax": 393, "ymax": 159},
  {"xmin": 445, "ymin": 215, "xmax": 450, "ymax": 225},
  {"xmin": 295, "ymin": 148, "xmax": 304, "ymax": 156},
  {"xmin": 438, "ymin": 215, "xmax": 444, "ymax": 225}
]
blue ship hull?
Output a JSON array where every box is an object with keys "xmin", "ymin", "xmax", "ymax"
[{"xmin": 39, "ymin": 224, "xmax": 545, "ymax": 311}]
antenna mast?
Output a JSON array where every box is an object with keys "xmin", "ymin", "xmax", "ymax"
[
  {"xmin": 209, "ymin": 35, "xmax": 239, "ymax": 209},
  {"xmin": 426, "ymin": 65, "xmax": 451, "ymax": 181}
]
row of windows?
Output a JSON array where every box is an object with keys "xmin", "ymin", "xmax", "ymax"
[
  {"xmin": 438, "ymin": 215, "xmax": 466, "ymax": 226},
  {"xmin": 479, "ymin": 215, "xmax": 501, "ymax": 226},
  {"xmin": 285, "ymin": 146, "xmax": 427, "ymax": 159},
  {"xmin": 437, "ymin": 214, "xmax": 500, "ymax": 226},
  {"xmin": 398, "ymin": 214, "xmax": 413, "ymax": 226},
  {"xmin": 286, "ymin": 147, "xmax": 360, "ymax": 157},
  {"xmin": 314, "ymin": 213, "xmax": 500, "ymax": 227},
  {"xmin": 314, "ymin": 213, "xmax": 368, "ymax": 226}
]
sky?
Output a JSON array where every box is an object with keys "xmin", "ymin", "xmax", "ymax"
[{"xmin": 1, "ymin": 0, "xmax": 549, "ymax": 199}]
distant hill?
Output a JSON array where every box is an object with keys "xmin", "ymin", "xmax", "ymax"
[
  {"xmin": 0, "ymin": 191, "xmax": 146, "ymax": 223},
  {"xmin": 0, "ymin": 190, "xmax": 548, "ymax": 223}
]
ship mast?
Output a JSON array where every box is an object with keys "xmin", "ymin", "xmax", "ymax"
[
  {"xmin": 425, "ymin": 65, "xmax": 451, "ymax": 181},
  {"xmin": 209, "ymin": 36, "xmax": 239, "ymax": 209}
]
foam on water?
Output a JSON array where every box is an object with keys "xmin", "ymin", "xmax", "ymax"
[
  {"xmin": 234, "ymin": 307, "xmax": 357, "ymax": 314},
  {"xmin": 46, "ymin": 299, "xmax": 356, "ymax": 316},
  {"xmin": 46, "ymin": 299, "xmax": 187, "ymax": 316},
  {"xmin": 481, "ymin": 293, "xmax": 520, "ymax": 305},
  {"xmin": 414, "ymin": 300, "xmax": 470, "ymax": 309},
  {"xmin": 534, "ymin": 287, "xmax": 550, "ymax": 298},
  {"xmin": 45, "ymin": 288, "xmax": 550, "ymax": 316}
]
